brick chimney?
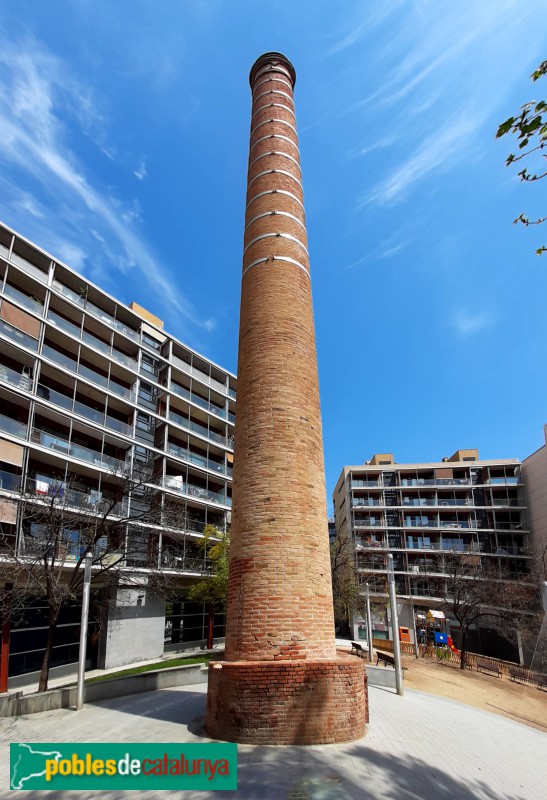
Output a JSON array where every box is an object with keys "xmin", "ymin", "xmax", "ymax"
[{"xmin": 205, "ymin": 52, "xmax": 367, "ymax": 745}]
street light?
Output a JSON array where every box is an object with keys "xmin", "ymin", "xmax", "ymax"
[
  {"xmin": 364, "ymin": 582, "xmax": 374, "ymax": 663},
  {"xmin": 387, "ymin": 553, "xmax": 404, "ymax": 696},
  {"xmin": 76, "ymin": 552, "xmax": 93, "ymax": 711}
]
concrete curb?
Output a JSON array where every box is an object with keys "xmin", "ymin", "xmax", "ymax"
[{"xmin": 0, "ymin": 663, "xmax": 209, "ymax": 717}]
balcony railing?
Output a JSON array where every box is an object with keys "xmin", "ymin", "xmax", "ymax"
[
  {"xmin": 3, "ymin": 284, "xmax": 44, "ymax": 315},
  {"xmin": 0, "ymin": 363, "xmax": 30, "ymax": 390},
  {"xmin": 31, "ymin": 428, "xmax": 126, "ymax": 472},
  {"xmin": 0, "ymin": 469, "xmax": 22, "ymax": 491},
  {"xmin": 351, "ymin": 480, "xmax": 379, "ymax": 488},
  {"xmin": 163, "ymin": 476, "xmax": 231, "ymax": 506},
  {"xmin": 0, "ymin": 319, "xmax": 38, "ymax": 351},
  {"xmin": 51, "ymin": 280, "xmax": 141, "ymax": 342},
  {"xmin": 10, "ymin": 252, "xmax": 48, "ymax": 282},
  {"xmin": 41, "ymin": 345, "xmax": 136, "ymax": 402},
  {"xmin": 0, "ymin": 412, "xmax": 27, "ymax": 439},
  {"xmin": 168, "ymin": 410, "xmax": 229, "ymax": 447},
  {"xmin": 42, "ymin": 343, "xmax": 77, "ymax": 371},
  {"xmin": 168, "ymin": 442, "xmax": 231, "ymax": 476},
  {"xmin": 401, "ymin": 478, "xmax": 471, "ymax": 487},
  {"xmin": 160, "ymin": 551, "xmax": 212, "ymax": 573},
  {"xmin": 170, "ymin": 382, "xmax": 227, "ymax": 420}
]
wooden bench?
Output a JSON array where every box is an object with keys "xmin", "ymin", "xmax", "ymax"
[
  {"xmin": 536, "ymin": 673, "xmax": 547, "ymax": 691},
  {"xmin": 509, "ymin": 665, "xmax": 530, "ymax": 685},
  {"xmin": 351, "ymin": 641, "xmax": 366, "ymax": 658},
  {"xmin": 476, "ymin": 661, "xmax": 502, "ymax": 678},
  {"xmin": 376, "ymin": 651, "xmax": 395, "ymax": 668}
]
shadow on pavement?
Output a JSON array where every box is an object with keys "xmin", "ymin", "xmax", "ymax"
[{"xmin": 90, "ymin": 688, "xmax": 207, "ymax": 726}]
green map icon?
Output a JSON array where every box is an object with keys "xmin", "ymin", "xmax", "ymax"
[{"xmin": 10, "ymin": 743, "xmax": 63, "ymax": 790}]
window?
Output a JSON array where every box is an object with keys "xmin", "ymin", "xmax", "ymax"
[
  {"xmin": 142, "ymin": 332, "xmax": 161, "ymax": 351},
  {"xmin": 140, "ymin": 353, "xmax": 160, "ymax": 378}
]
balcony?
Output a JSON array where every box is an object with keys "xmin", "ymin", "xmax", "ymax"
[
  {"xmin": 168, "ymin": 442, "xmax": 231, "ymax": 476},
  {"xmin": 0, "ymin": 363, "xmax": 30, "ymax": 390},
  {"xmin": 401, "ymin": 478, "xmax": 471, "ymax": 487},
  {"xmin": 0, "ymin": 319, "xmax": 38, "ymax": 351},
  {"xmin": 0, "ymin": 469, "xmax": 22, "ymax": 491},
  {"xmin": 31, "ymin": 428, "xmax": 126, "ymax": 472},
  {"xmin": 351, "ymin": 480, "xmax": 379, "ymax": 488},
  {"xmin": 49, "ymin": 310, "xmax": 139, "ymax": 371},
  {"xmin": 163, "ymin": 476, "xmax": 231, "ymax": 506},
  {"xmin": 486, "ymin": 477, "xmax": 520, "ymax": 485},
  {"xmin": 160, "ymin": 550, "xmax": 211, "ymax": 573},
  {"xmin": 170, "ymin": 382, "xmax": 227, "ymax": 420},
  {"xmin": 42, "ymin": 343, "xmax": 77, "ymax": 371},
  {"xmin": 0, "ymin": 412, "xmax": 27, "ymax": 440},
  {"xmin": 74, "ymin": 400, "xmax": 132, "ymax": 437},
  {"xmin": 3, "ymin": 285, "xmax": 44, "ymax": 315},
  {"xmin": 10, "ymin": 252, "xmax": 48, "ymax": 282},
  {"xmin": 169, "ymin": 410, "xmax": 229, "ymax": 448}
]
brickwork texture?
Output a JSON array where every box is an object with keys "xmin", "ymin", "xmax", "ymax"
[{"xmin": 205, "ymin": 52, "xmax": 366, "ymax": 745}]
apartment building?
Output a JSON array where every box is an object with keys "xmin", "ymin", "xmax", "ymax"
[
  {"xmin": 522, "ymin": 426, "xmax": 547, "ymax": 611},
  {"xmin": 333, "ymin": 449, "xmax": 530, "ymax": 655},
  {"xmin": 0, "ymin": 221, "xmax": 235, "ymax": 684}
]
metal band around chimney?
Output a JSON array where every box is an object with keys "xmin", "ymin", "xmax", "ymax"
[
  {"xmin": 249, "ymin": 134, "xmax": 300, "ymax": 157},
  {"xmin": 251, "ymin": 103, "xmax": 296, "ymax": 123},
  {"xmin": 243, "ymin": 232, "xmax": 309, "ymax": 256},
  {"xmin": 242, "ymin": 255, "xmax": 310, "ymax": 279},
  {"xmin": 247, "ymin": 169, "xmax": 303, "ymax": 191},
  {"xmin": 248, "ymin": 150, "xmax": 301, "ymax": 171},
  {"xmin": 246, "ymin": 188, "xmax": 305, "ymax": 211},
  {"xmin": 245, "ymin": 210, "xmax": 306, "ymax": 232},
  {"xmin": 252, "ymin": 118, "xmax": 298, "ymax": 137}
]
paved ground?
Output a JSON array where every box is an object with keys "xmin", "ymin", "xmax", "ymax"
[{"xmin": 1, "ymin": 683, "xmax": 545, "ymax": 799}]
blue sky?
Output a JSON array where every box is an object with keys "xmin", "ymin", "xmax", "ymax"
[{"xmin": 1, "ymin": 1, "xmax": 547, "ymax": 508}]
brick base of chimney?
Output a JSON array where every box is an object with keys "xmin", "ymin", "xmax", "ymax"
[{"xmin": 205, "ymin": 655, "xmax": 368, "ymax": 745}]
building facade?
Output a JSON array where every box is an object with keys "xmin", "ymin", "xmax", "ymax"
[
  {"xmin": 0, "ymin": 221, "xmax": 235, "ymax": 685},
  {"xmin": 522, "ymin": 426, "xmax": 547, "ymax": 611},
  {"xmin": 333, "ymin": 449, "xmax": 530, "ymax": 655}
]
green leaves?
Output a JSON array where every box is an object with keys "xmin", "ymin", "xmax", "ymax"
[
  {"xmin": 496, "ymin": 117, "xmax": 515, "ymax": 138},
  {"xmin": 498, "ymin": 58, "xmax": 546, "ymax": 254}
]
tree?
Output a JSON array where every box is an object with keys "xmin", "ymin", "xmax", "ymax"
[
  {"xmin": 187, "ymin": 524, "xmax": 229, "ymax": 650},
  {"xmin": 432, "ymin": 552, "xmax": 538, "ymax": 669},
  {"xmin": 330, "ymin": 532, "xmax": 363, "ymax": 637},
  {"xmin": 0, "ymin": 464, "xmax": 172, "ymax": 692},
  {"xmin": 497, "ymin": 60, "xmax": 547, "ymax": 255}
]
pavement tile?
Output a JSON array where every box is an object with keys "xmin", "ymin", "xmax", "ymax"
[{"xmin": 1, "ymin": 683, "xmax": 545, "ymax": 799}]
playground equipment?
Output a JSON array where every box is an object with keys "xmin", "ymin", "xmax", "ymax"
[{"xmin": 447, "ymin": 636, "xmax": 460, "ymax": 655}]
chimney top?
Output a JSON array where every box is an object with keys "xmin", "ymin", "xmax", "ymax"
[{"xmin": 249, "ymin": 52, "xmax": 296, "ymax": 89}]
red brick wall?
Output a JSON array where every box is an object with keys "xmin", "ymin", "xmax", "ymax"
[
  {"xmin": 225, "ymin": 53, "xmax": 336, "ymax": 664},
  {"xmin": 206, "ymin": 656, "xmax": 368, "ymax": 745},
  {"xmin": 208, "ymin": 53, "xmax": 368, "ymax": 746}
]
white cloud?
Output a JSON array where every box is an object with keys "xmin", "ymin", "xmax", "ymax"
[
  {"xmin": 13, "ymin": 192, "xmax": 44, "ymax": 219},
  {"xmin": 345, "ymin": 232, "xmax": 411, "ymax": 270},
  {"xmin": 344, "ymin": 0, "xmax": 546, "ymax": 209},
  {"xmin": 0, "ymin": 34, "xmax": 213, "ymax": 334},
  {"xmin": 451, "ymin": 310, "xmax": 495, "ymax": 337},
  {"xmin": 360, "ymin": 114, "xmax": 480, "ymax": 207},
  {"xmin": 134, "ymin": 158, "xmax": 147, "ymax": 181}
]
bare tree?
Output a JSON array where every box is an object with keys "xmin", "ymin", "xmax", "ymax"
[
  {"xmin": 330, "ymin": 533, "xmax": 364, "ymax": 637},
  {"xmin": 433, "ymin": 552, "xmax": 538, "ymax": 669},
  {"xmin": 0, "ymin": 463, "xmax": 173, "ymax": 691}
]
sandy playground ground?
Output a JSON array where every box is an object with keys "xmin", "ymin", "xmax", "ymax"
[{"xmin": 399, "ymin": 653, "xmax": 547, "ymax": 732}]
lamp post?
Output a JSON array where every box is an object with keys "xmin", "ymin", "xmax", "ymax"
[
  {"xmin": 76, "ymin": 552, "xmax": 92, "ymax": 711},
  {"xmin": 387, "ymin": 553, "xmax": 404, "ymax": 696},
  {"xmin": 364, "ymin": 583, "xmax": 374, "ymax": 663}
]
